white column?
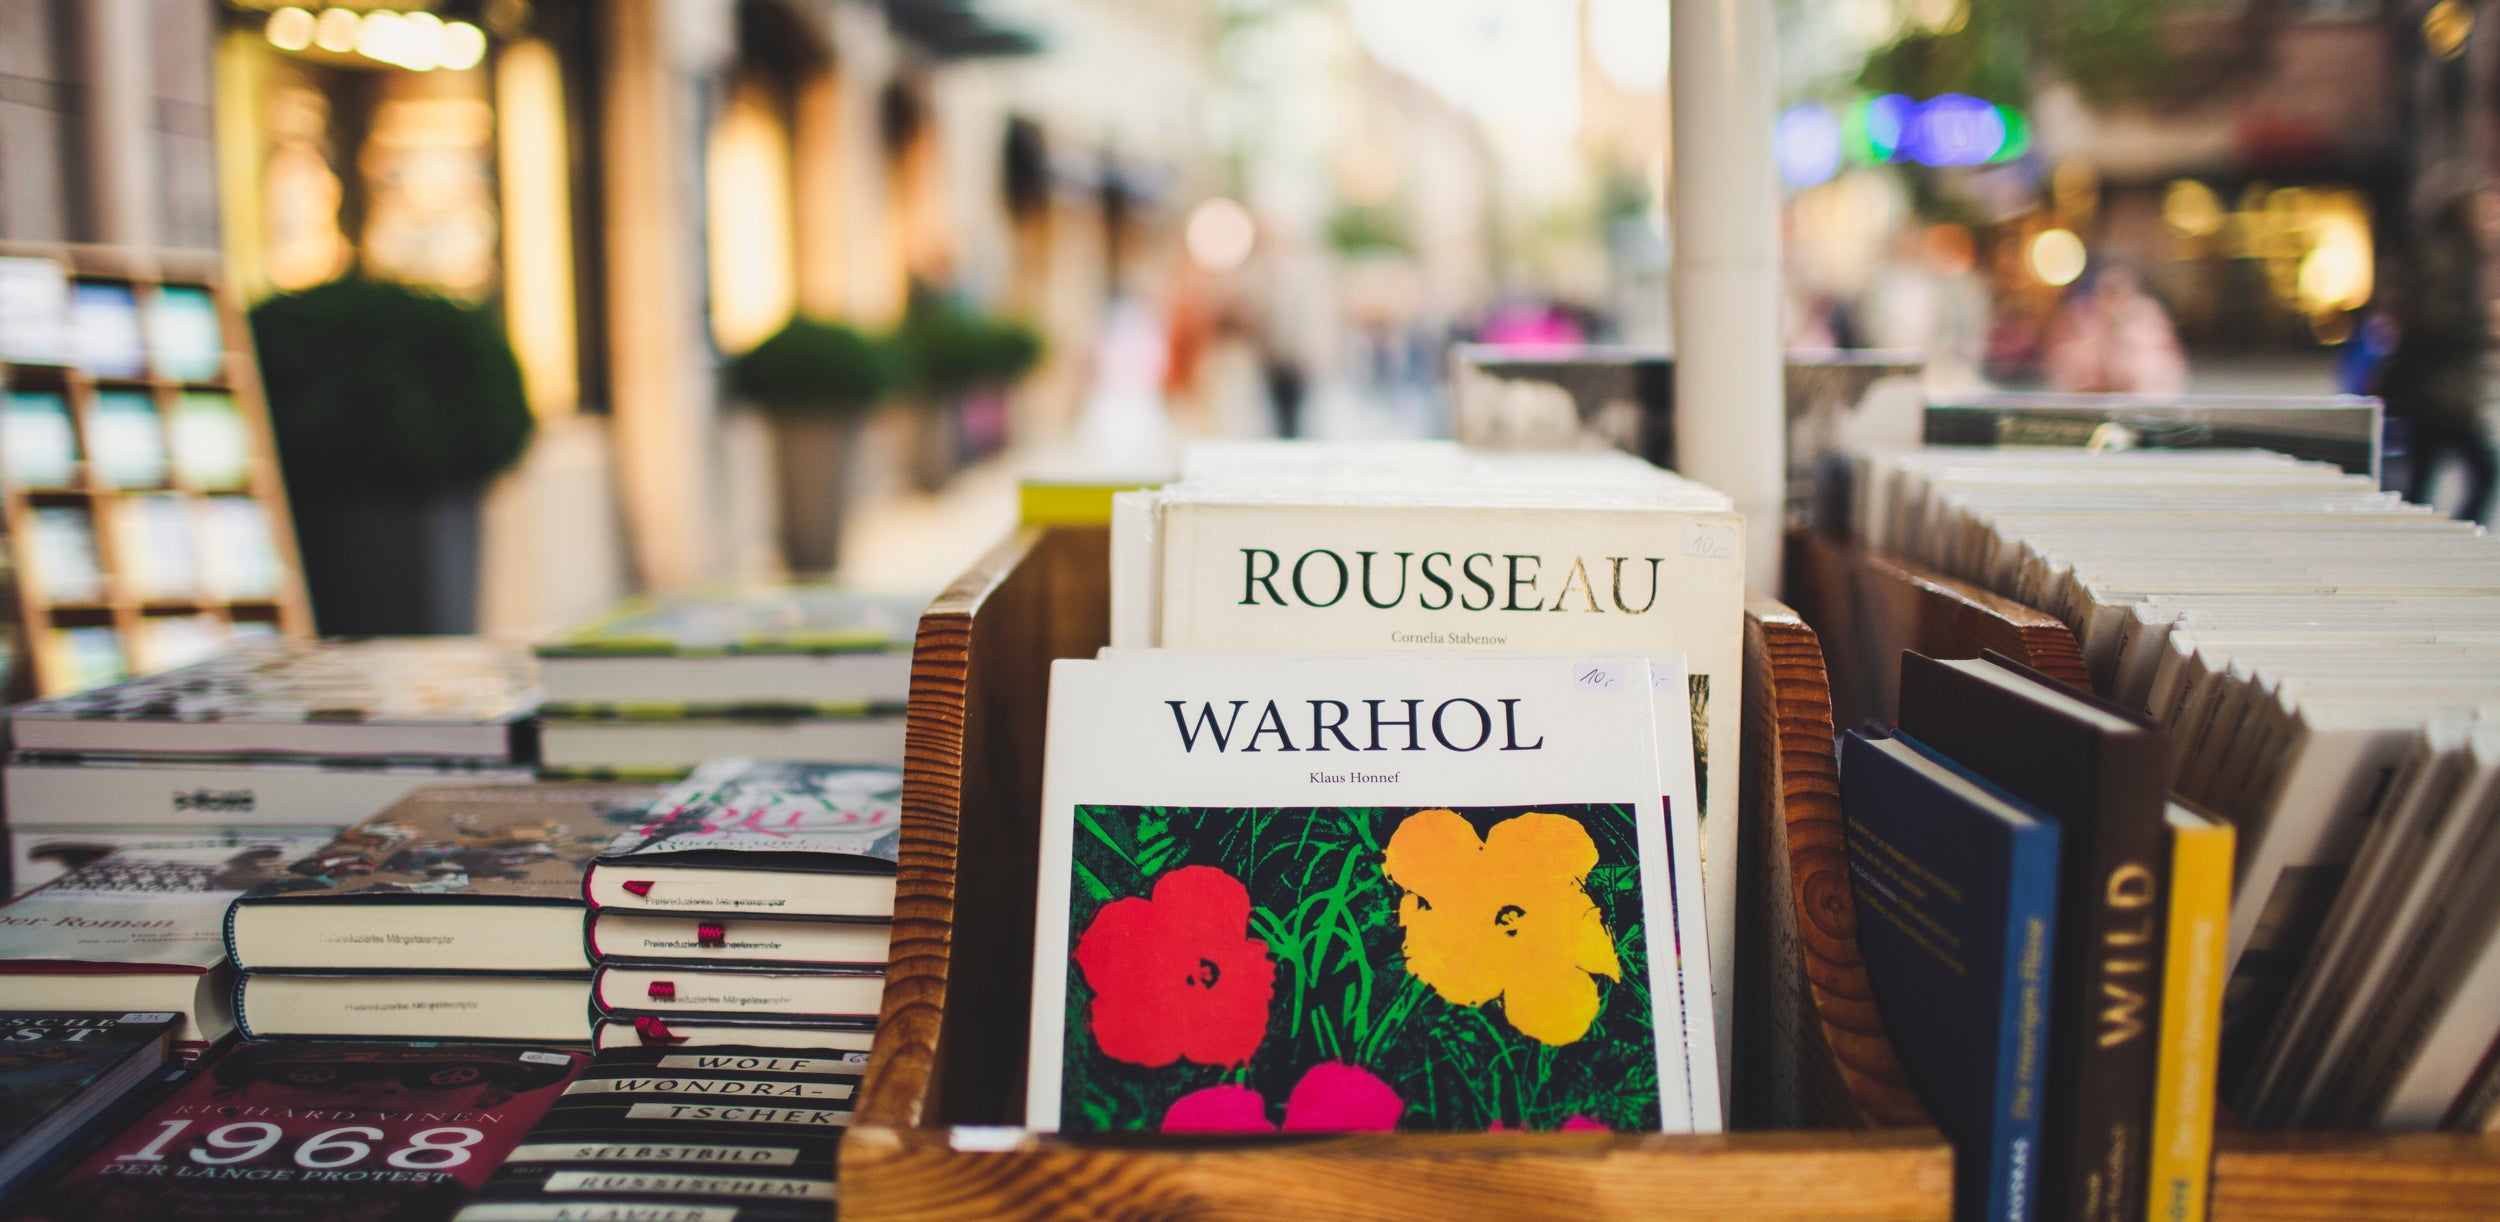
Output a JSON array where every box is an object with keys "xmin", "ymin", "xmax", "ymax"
[
  {"xmin": 1670, "ymin": 0, "xmax": 1783, "ymax": 596},
  {"xmin": 74, "ymin": 0, "xmax": 159, "ymax": 247}
]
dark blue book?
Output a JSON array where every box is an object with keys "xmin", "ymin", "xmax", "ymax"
[
  {"xmin": 1844, "ymin": 731, "xmax": 2061, "ymax": 1222},
  {"xmin": 0, "ymin": 1011, "xmax": 177, "ymax": 1200}
]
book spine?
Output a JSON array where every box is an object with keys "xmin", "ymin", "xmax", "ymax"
[
  {"xmin": 2064, "ymin": 747, "xmax": 2169, "ymax": 1222},
  {"xmin": 2145, "ymin": 816, "xmax": 2231, "ymax": 1222},
  {"xmin": 1989, "ymin": 824, "xmax": 2060, "ymax": 1222}
]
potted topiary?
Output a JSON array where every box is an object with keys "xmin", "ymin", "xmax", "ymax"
[
  {"xmin": 893, "ymin": 292, "xmax": 1043, "ymax": 490},
  {"xmin": 250, "ymin": 277, "xmax": 534, "ymax": 635},
  {"xmin": 727, "ymin": 317, "xmax": 897, "ymax": 575}
]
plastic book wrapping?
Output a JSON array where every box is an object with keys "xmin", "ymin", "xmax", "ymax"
[
  {"xmin": 1898, "ymin": 652, "xmax": 2169, "ymax": 1222},
  {"xmin": 537, "ymin": 588, "xmax": 923, "ymax": 657},
  {"xmin": 2146, "ymin": 805, "xmax": 2231, "ymax": 1222},
  {"xmin": 9, "ymin": 637, "xmax": 539, "ymax": 736},
  {"xmin": 590, "ymin": 760, "xmax": 901, "ymax": 870},
  {"xmin": 1844, "ymin": 732, "xmax": 2060, "ymax": 1222},
  {"xmin": 8, "ymin": 1041, "xmax": 587, "ymax": 1221}
]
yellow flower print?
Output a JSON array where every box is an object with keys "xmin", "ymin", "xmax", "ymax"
[{"xmin": 1380, "ymin": 809, "xmax": 1622, "ymax": 1046}]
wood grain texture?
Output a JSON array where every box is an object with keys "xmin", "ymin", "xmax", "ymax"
[
  {"xmin": 1787, "ymin": 531, "xmax": 2090, "ymax": 731},
  {"xmin": 2211, "ymin": 1131, "xmax": 2500, "ymax": 1221},
  {"xmin": 1740, "ymin": 595, "xmax": 1928, "ymax": 1132},
  {"xmin": 844, "ymin": 1126, "xmax": 1954, "ymax": 1222}
]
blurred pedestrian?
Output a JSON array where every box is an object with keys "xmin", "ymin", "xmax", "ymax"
[
  {"xmin": 2379, "ymin": 203, "xmax": 2495, "ymax": 522},
  {"xmin": 2043, "ymin": 264, "xmax": 2189, "ymax": 395}
]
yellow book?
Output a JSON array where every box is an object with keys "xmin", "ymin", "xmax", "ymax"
[{"xmin": 2148, "ymin": 802, "xmax": 2234, "ymax": 1222}]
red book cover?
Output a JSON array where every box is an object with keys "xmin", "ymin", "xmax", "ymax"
[{"xmin": 7, "ymin": 1042, "xmax": 587, "ymax": 1221}]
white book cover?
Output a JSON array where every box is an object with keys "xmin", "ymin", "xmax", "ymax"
[
  {"xmin": 1029, "ymin": 652, "xmax": 1705, "ymax": 1135},
  {"xmin": 0, "ymin": 833, "xmax": 328, "ymax": 968},
  {"xmin": 1149, "ymin": 497, "xmax": 1745, "ymax": 1080},
  {"xmin": 5, "ymin": 753, "xmax": 534, "ymax": 829}
]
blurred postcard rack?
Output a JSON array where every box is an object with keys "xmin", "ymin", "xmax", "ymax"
[
  {"xmin": 842, "ymin": 523, "xmax": 2500, "ymax": 1221},
  {"xmin": 0, "ymin": 243, "xmax": 313, "ymax": 699}
]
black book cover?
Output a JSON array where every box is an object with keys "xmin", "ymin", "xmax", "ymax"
[
  {"xmin": 1898, "ymin": 651, "xmax": 2170, "ymax": 1222},
  {"xmin": 0, "ymin": 1012, "xmax": 177, "ymax": 1199}
]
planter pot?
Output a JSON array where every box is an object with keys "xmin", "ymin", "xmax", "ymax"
[
  {"xmin": 770, "ymin": 410, "xmax": 863, "ymax": 577},
  {"xmin": 289, "ymin": 488, "xmax": 483, "ymax": 635}
]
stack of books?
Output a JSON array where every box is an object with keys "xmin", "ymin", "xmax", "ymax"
[
  {"xmin": 1109, "ymin": 439, "xmax": 1747, "ymax": 1101},
  {"xmin": 0, "ymin": 1012, "xmax": 182, "ymax": 1201},
  {"xmin": 1842, "ymin": 652, "xmax": 2232, "ymax": 1222},
  {"xmin": 4, "ymin": 637, "xmax": 540, "ymax": 894},
  {"xmin": 583, "ymin": 759, "xmax": 899, "ymax": 1053},
  {"xmin": 531, "ymin": 588, "xmax": 922, "ymax": 781},
  {"xmin": 453, "ymin": 1045, "xmax": 861, "ymax": 1222},
  {"xmin": 0, "ymin": 833, "xmax": 330, "ymax": 1044},
  {"xmin": 224, "ymin": 782, "xmax": 663, "ymax": 1045},
  {"xmin": 1845, "ymin": 446, "xmax": 2500, "ymax": 1137}
]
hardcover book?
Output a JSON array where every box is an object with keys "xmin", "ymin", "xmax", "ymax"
[
  {"xmin": 536, "ymin": 587, "xmax": 923, "ymax": 708},
  {"xmin": 0, "ymin": 836, "xmax": 326, "ymax": 1042},
  {"xmin": 8, "ymin": 1041, "xmax": 587, "ymax": 1221},
  {"xmin": 0, "ymin": 1012, "xmax": 178, "ymax": 1200},
  {"xmin": 1030, "ymin": 652, "xmax": 1705, "ymax": 1134},
  {"xmin": 588, "ymin": 912, "xmax": 891, "ymax": 968},
  {"xmin": 9, "ymin": 638, "xmax": 541, "ymax": 760},
  {"xmin": 227, "ymin": 783, "xmax": 664, "ymax": 973},
  {"xmin": 231, "ymin": 974, "xmax": 593, "ymax": 1044},
  {"xmin": 1898, "ymin": 651, "xmax": 2171, "ymax": 1222},
  {"xmin": 592, "ymin": 964, "xmax": 884, "ymax": 1023},
  {"xmin": 594, "ymin": 1018, "xmax": 874, "ymax": 1055},
  {"xmin": 454, "ymin": 1047, "xmax": 858, "ymax": 1222},
  {"xmin": 1844, "ymin": 731, "xmax": 2061, "ymax": 1222},
  {"xmin": 582, "ymin": 760, "xmax": 901, "ymax": 918}
]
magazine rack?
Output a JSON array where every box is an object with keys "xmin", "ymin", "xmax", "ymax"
[
  {"xmin": 0, "ymin": 242, "xmax": 313, "ymax": 699},
  {"xmin": 845, "ymin": 524, "xmax": 1954, "ymax": 1220},
  {"xmin": 1787, "ymin": 533, "xmax": 2500, "ymax": 1221}
]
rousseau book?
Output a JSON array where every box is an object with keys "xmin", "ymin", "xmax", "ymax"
[
  {"xmin": 1844, "ymin": 731, "xmax": 2061, "ymax": 1222},
  {"xmin": 1029, "ymin": 651, "xmax": 1705, "ymax": 1134}
]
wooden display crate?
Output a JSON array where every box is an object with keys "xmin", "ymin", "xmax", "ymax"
[
  {"xmin": 843, "ymin": 524, "xmax": 1954, "ymax": 1221},
  {"xmin": 0, "ymin": 242, "xmax": 313, "ymax": 699}
]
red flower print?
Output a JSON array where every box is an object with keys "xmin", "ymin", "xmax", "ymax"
[
  {"xmin": 1072, "ymin": 864, "xmax": 1277, "ymax": 1068},
  {"xmin": 1160, "ymin": 1062, "xmax": 1406, "ymax": 1133}
]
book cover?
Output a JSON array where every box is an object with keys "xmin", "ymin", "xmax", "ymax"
[
  {"xmin": 1148, "ymin": 499, "xmax": 1746, "ymax": 1066},
  {"xmin": 1899, "ymin": 651, "xmax": 2170, "ymax": 1222},
  {"xmin": 8, "ymin": 1041, "xmax": 587, "ymax": 1221},
  {"xmin": 0, "ymin": 836, "xmax": 322, "ymax": 972},
  {"xmin": 453, "ymin": 1047, "xmax": 854, "ymax": 1222},
  {"xmin": 582, "ymin": 762, "xmax": 900, "ymax": 916},
  {"xmin": 145, "ymin": 287, "xmax": 224, "ymax": 384},
  {"xmin": 86, "ymin": 393, "xmax": 167, "ymax": 490},
  {"xmin": 1030, "ymin": 652, "xmax": 1700, "ymax": 1134},
  {"xmin": 227, "ymin": 783, "xmax": 663, "ymax": 973},
  {"xmin": 167, "ymin": 393, "xmax": 249, "ymax": 490},
  {"xmin": 0, "ymin": 1012, "xmax": 177, "ymax": 1199},
  {"xmin": 67, "ymin": 282, "xmax": 145, "ymax": 378},
  {"xmin": 28, "ymin": 507, "xmax": 104, "ymax": 604},
  {"xmin": 9, "ymin": 638, "xmax": 540, "ymax": 760},
  {"xmin": 1844, "ymin": 732, "xmax": 2060, "ymax": 1222},
  {"xmin": 4, "ymin": 750, "xmax": 538, "ymax": 830},
  {"xmin": 3, "ymin": 391, "xmax": 78, "ymax": 490},
  {"xmin": 2147, "ymin": 804, "xmax": 2231, "ymax": 1222}
]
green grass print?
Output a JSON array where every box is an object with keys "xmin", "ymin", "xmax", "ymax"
[{"xmin": 1062, "ymin": 802, "xmax": 1663, "ymax": 1133}]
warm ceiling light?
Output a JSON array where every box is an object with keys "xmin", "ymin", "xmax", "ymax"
[
  {"xmin": 265, "ymin": 6, "xmax": 315, "ymax": 50},
  {"xmin": 2426, "ymin": 0, "xmax": 2473, "ymax": 60},
  {"xmin": 399, "ymin": 11, "xmax": 445, "ymax": 71},
  {"xmin": 313, "ymin": 7, "xmax": 359, "ymax": 53},
  {"xmin": 2028, "ymin": 228, "xmax": 2087, "ymax": 287},
  {"xmin": 441, "ymin": 21, "xmax": 488, "ymax": 71}
]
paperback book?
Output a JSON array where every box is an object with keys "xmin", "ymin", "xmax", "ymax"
[
  {"xmin": 0, "ymin": 835, "xmax": 325, "ymax": 1042},
  {"xmin": 0, "ymin": 1012, "xmax": 179, "ymax": 1200},
  {"xmin": 536, "ymin": 587, "xmax": 923, "ymax": 708},
  {"xmin": 7, "ymin": 1041, "xmax": 587, "ymax": 1221},
  {"xmin": 1030, "ymin": 651, "xmax": 1709, "ymax": 1134}
]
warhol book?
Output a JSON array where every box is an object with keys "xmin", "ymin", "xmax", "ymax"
[
  {"xmin": 1029, "ymin": 652, "xmax": 1703, "ymax": 1135},
  {"xmin": 7, "ymin": 1041, "xmax": 587, "ymax": 1221}
]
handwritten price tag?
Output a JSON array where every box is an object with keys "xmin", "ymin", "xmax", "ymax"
[{"xmin": 1683, "ymin": 522, "xmax": 1739, "ymax": 560}]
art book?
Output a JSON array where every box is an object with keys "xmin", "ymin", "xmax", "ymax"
[
  {"xmin": 583, "ymin": 760, "xmax": 901, "ymax": 918},
  {"xmin": 227, "ymin": 783, "xmax": 663, "ymax": 973},
  {"xmin": 7, "ymin": 1041, "xmax": 586, "ymax": 1221},
  {"xmin": 1029, "ymin": 652, "xmax": 1703, "ymax": 1135}
]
